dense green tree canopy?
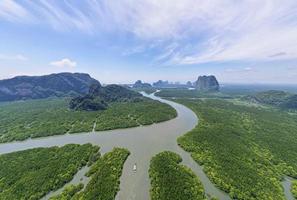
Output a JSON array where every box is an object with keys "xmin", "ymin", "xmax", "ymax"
[
  {"xmin": 175, "ymin": 98, "xmax": 297, "ymax": 199},
  {"xmin": 69, "ymin": 83, "xmax": 142, "ymax": 111},
  {"xmin": 53, "ymin": 148, "xmax": 130, "ymax": 200},
  {"xmin": 149, "ymin": 151, "xmax": 206, "ymax": 200},
  {"xmin": 243, "ymin": 90, "xmax": 297, "ymax": 110},
  {"xmin": 0, "ymin": 144, "xmax": 98, "ymax": 200},
  {"xmin": 0, "ymin": 97, "xmax": 176, "ymax": 143},
  {"xmin": 78, "ymin": 148, "xmax": 130, "ymax": 200},
  {"xmin": 292, "ymin": 180, "xmax": 297, "ymax": 199},
  {"xmin": 50, "ymin": 183, "xmax": 84, "ymax": 200}
]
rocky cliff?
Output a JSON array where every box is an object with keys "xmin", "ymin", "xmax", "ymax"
[{"xmin": 194, "ymin": 75, "xmax": 220, "ymax": 91}]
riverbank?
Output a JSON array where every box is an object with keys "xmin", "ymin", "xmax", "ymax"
[{"xmin": 0, "ymin": 93, "xmax": 229, "ymax": 200}]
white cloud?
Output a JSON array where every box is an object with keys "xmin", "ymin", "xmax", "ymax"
[
  {"xmin": 32, "ymin": 1, "xmax": 93, "ymax": 33},
  {"xmin": 121, "ymin": 45, "xmax": 145, "ymax": 56},
  {"xmin": 1, "ymin": 0, "xmax": 297, "ymax": 64},
  {"xmin": 0, "ymin": 0, "xmax": 33, "ymax": 22},
  {"xmin": 50, "ymin": 58, "xmax": 77, "ymax": 68},
  {"xmin": 87, "ymin": 0, "xmax": 297, "ymax": 64},
  {"xmin": 244, "ymin": 67, "xmax": 253, "ymax": 71},
  {"xmin": 225, "ymin": 67, "xmax": 254, "ymax": 73},
  {"xmin": 0, "ymin": 54, "xmax": 28, "ymax": 61},
  {"xmin": 154, "ymin": 43, "xmax": 179, "ymax": 62},
  {"xmin": 163, "ymin": 0, "xmax": 297, "ymax": 64}
]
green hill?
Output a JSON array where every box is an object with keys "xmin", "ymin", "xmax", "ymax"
[
  {"xmin": 69, "ymin": 83, "xmax": 142, "ymax": 111},
  {"xmin": 0, "ymin": 73, "xmax": 99, "ymax": 102}
]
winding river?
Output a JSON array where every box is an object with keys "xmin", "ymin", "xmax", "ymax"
[
  {"xmin": 0, "ymin": 92, "xmax": 230, "ymax": 199},
  {"xmin": 4, "ymin": 92, "xmax": 286, "ymax": 200}
]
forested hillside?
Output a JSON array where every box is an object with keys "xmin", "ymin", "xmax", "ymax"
[
  {"xmin": 69, "ymin": 83, "xmax": 142, "ymax": 111},
  {"xmin": 0, "ymin": 73, "xmax": 99, "ymax": 101}
]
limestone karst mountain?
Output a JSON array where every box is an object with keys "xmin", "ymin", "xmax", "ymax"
[{"xmin": 194, "ymin": 75, "xmax": 220, "ymax": 91}]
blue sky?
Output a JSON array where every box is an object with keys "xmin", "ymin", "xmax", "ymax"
[{"xmin": 1, "ymin": 0, "xmax": 297, "ymax": 84}]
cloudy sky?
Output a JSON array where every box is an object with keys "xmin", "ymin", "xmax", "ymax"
[{"xmin": 1, "ymin": 0, "xmax": 297, "ymax": 84}]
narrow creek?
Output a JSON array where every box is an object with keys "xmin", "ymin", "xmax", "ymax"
[
  {"xmin": 4, "ymin": 92, "xmax": 285, "ymax": 200},
  {"xmin": 282, "ymin": 176, "xmax": 296, "ymax": 200},
  {"xmin": 41, "ymin": 166, "xmax": 90, "ymax": 200}
]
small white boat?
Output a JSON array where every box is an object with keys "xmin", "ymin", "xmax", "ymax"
[{"xmin": 133, "ymin": 163, "xmax": 137, "ymax": 172}]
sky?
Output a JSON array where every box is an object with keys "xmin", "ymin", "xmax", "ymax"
[{"xmin": 1, "ymin": 0, "xmax": 297, "ymax": 84}]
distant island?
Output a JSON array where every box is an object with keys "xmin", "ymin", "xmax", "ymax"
[
  {"xmin": 133, "ymin": 80, "xmax": 152, "ymax": 89},
  {"xmin": 153, "ymin": 80, "xmax": 171, "ymax": 88},
  {"xmin": 194, "ymin": 75, "xmax": 220, "ymax": 91},
  {"xmin": 0, "ymin": 73, "xmax": 221, "ymax": 103},
  {"xmin": 146, "ymin": 75, "xmax": 220, "ymax": 91}
]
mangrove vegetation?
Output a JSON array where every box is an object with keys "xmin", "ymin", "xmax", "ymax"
[
  {"xmin": 292, "ymin": 180, "xmax": 297, "ymax": 199},
  {"xmin": 175, "ymin": 98, "xmax": 297, "ymax": 200},
  {"xmin": 50, "ymin": 148, "xmax": 130, "ymax": 200},
  {"xmin": 0, "ymin": 144, "xmax": 98, "ymax": 200},
  {"xmin": 149, "ymin": 151, "xmax": 206, "ymax": 200},
  {"xmin": 0, "ymin": 97, "xmax": 176, "ymax": 143},
  {"xmin": 49, "ymin": 183, "xmax": 84, "ymax": 200}
]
